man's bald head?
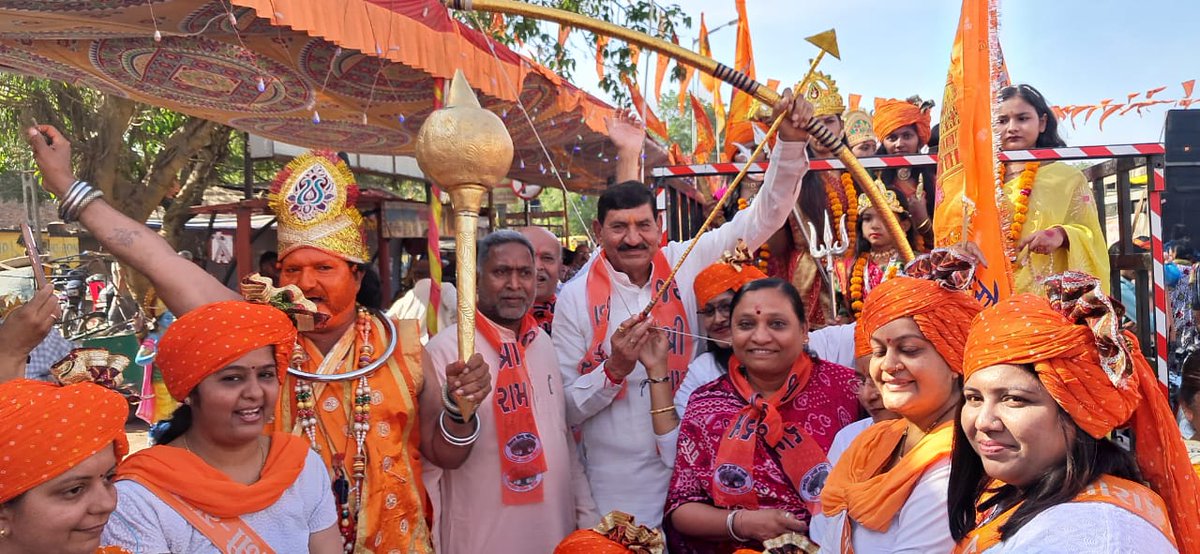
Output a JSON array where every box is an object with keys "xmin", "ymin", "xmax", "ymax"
[{"xmin": 518, "ymin": 226, "xmax": 562, "ymax": 302}]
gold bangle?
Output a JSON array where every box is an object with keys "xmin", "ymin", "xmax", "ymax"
[{"xmin": 649, "ymin": 405, "xmax": 677, "ymax": 415}]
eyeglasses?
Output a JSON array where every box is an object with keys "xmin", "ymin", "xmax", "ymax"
[
  {"xmin": 696, "ymin": 301, "xmax": 733, "ymax": 318},
  {"xmin": 849, "ymin": 377, "xmax": 868, "ymax": 395}
]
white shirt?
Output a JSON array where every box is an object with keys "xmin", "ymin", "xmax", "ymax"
[
  {"xmin": 101, "ymin": 450, "xmax": 336, "ymax": 553},
  {"xmin": 980, "ymin": 502, "xmax": 1176, "ymax": 553},
  {"xmin": 809, "ymin": 323, "xmax": 857, "ymax": 368},
  {"xmin": 812, "ymin": 459, "xmax": 955, "ymax": 554},
  {"xmin": 552, "ymin": 140, "xmax": 810, "ymax": 528},
  {"xmin": 386, "ymin": 278, "xmax": 458, "ymax": 344},
  {"xmin": 827, "ymin": 417, "xmax": 874, "ymax": 466}
]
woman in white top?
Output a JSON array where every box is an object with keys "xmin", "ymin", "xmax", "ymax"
[
  {"xmin": 950, "ymin": 273, "xmax": 1198, "ymax": 553},
  {"xmin": 100, "ymin": 301, "xmax": 341, "ymax": 553}
]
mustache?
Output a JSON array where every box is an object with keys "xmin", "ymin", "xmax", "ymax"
[{"xmin": 617, "ymin": 243, "xmax": 649, "ymax": 252}]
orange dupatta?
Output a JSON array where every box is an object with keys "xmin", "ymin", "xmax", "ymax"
[
  {"xmin": 955, "ymin": 475, "xmax": 1176, "ymax": 553},
  {"xmin": 578, "ymin": 250, "xmax": 693, "ymax": 394},
  {"xmin": 713, "ymin": 355, "xmax": 828, "ymax": 510},
  {"xmin": 477, "ymin": 313, "xmax": 549, "ymax": 505},
  {"xmin": 116, "ymin": 432, "xmax": 309, "ymax": 519},
  {"xmin": 821, "ymin": 419, "xmax": 953, "ymax": 545}
]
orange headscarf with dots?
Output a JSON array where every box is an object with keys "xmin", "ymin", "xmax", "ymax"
[
  {"xmin": 0, "ymin": 380, "xmax": 129, "ymax": 503},
  {"xmin": 156, "ymin": 301, "xmax": 297, "ymax": 401},
  {"xmin": 694, "ymin": 261, "xmax": 767, "ymax": 307},
  {"xmin": 873, "ymin": 98, "xmax": 932, "ymax": 145},
  {"xmin": 854, "ymin": 251, "xmax": 983, "ymax": 373},
  {"xmin": 964, "ymin": 273, "xmax": 1200, "ymax": 553}
]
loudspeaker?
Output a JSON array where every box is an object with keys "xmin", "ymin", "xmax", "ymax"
[{"xmin": 1166, "ymin": 110, "xmax": 1200, "ymax": 193}]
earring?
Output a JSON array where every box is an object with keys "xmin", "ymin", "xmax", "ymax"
[{"xmin": 0, "ymin": 528, "xmax": 9, "ymax": 538}]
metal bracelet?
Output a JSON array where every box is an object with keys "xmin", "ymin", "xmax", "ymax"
[
  {"xmin": 438, "ymin": 410, "xmax": 480, "ymax": 446},
  {"xmin": 726, "ymin": 509, "xmax": 747, "ymax": 542},
  {"xmin": 285, "ymin": 309, "xmax": 398, "ymax": 382},
  {"xmin": 69, "ymin": 189, "xmax": 104, "ymax": 222},
  {"xmin": 58, "ymin": 180, "xmax": 90, "ymax": 221}
]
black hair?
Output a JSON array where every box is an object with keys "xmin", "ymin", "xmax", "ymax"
[
  {"xmin": 728, "ymin": 278, "xmax": 820, "ymax": 364},
  {"xmin": 948, "ymin": 365, "xmax": 1142, "ymax": 542},
  {"xmin": 998, "ymin": 84, "xmax": 1067, "ymax": 148},
  {"xmin": 355, "ymin": 264, "xmax": 383, "ymax": 310},
  {"xmin": 1180, "ymin": 351, "xmax": 1200, "ymax": 413},
  {"xmin": 855, "ymin": 186, "xmax": 917, "ymax": 256},
  {"xmin": 259, "ymin": 251, "xmax": 278, "ymax": 266},
  {"xmin": 597, "ymin": 180, "xmax": 656, "ymax": 225},
  {"xmin": 928, "ymin": 123, "xmax": 941, "ymax": 154},
  {"xmin": 151, "ymin": 402, "xmax": 194, "ymax": 446}
]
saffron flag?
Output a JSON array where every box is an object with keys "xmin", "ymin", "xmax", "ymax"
[
  {"xmin": 622, "ymin": 75, "xmax": 670, "ymax": 141},
  {"xmin": 595, "ymin": 35, "xmax": 609, "ymax": 80},
  {"xmin": 933, "ymin": 0, "xmax": 1010, "ymax": 307},
  {"xmin": 696, "ymin": 14, "xmax": 727, "ymax": 134},
  {"xmin": 691, "ymin": 93, "xmax": 716, "ymax": 163},
  {"xmin": 725, "ymin": 0, "xmax": 756, "ymax": 137}
]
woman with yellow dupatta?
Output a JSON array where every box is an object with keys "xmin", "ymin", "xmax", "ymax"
[
  {"xmin": 813, "ymin": 249, "xmax": 983, "ymax": 553},
  {"xmin": 949, "ymin": 272, "xmax": 1200, "ymax": 553},
  {"xmin": 997, "ymin": 84, "xmax": 1110, "ymax": 293},
  {"xmin": 101, "ymin": 302, "xmax": 342, "ymax": 553}
]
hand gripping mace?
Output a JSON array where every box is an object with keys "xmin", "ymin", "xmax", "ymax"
[{"xmin": 441, "ymin": 0, "xmax": 914, "ymax": 319}]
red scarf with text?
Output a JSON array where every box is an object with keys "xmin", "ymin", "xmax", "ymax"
[
  {"xmin": 530, "ymin": 295, "xmax": 556, "ymax": 335},
  {"xmin": 579, "ymin": 251, "xmax": 693, "ymax": 395},
  {"xmin": 713, "ymin": 355, "xmax": 828, "ymax": 510},
  {"xmin": 477, "ymin": 313, "xmax": 549, "ymax": 505},
  {"xmin": 955, "ymin": 475, "xmax": 1176, "ymax": 553}
]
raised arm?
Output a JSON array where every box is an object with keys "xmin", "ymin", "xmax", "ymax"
[
  {"xmin": 0, "ymin": 285, "xmax": 60, "ymax": 383},
  {"xmin": 26, "ymin": 126, "xmax": 238, "ymax": 315}
]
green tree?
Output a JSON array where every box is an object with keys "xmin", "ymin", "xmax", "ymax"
[{"xmin": 463, "ymin": 0, "xmax": 692, "ymax": 106}]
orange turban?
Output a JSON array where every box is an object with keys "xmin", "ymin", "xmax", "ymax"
[
  {"xmin": 964, "ymin": 273, "xmax": 1200, "ymax": 552},
  {"xmin": 694, "ymin": 261, "xmax": 767, "ymax": 307},
  {"xmin": 872, "ymin": 98, "xmax": 932, "ymax": 146},
  {"xmin": 0, "ymin": 379, "xmax": 129, "ymax": 503},
  {"xmin": 156, "ymin": 301, "xmax": 297, "ymax": 401},
  {"xmin": 554, "ymin": 512, "xmax": 663, "ymax": 553},
  {"xmin": 723, "ymin": 120, "xmax": 773, "ymax": 163},
  {"xmin": 855, "ymin": 250, "xmax": 984, "ymax": 373}
]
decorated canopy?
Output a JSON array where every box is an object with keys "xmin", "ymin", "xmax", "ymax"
[{"xmin": 0, "ymin": 0, "xmax": 618, "ymax": 191}]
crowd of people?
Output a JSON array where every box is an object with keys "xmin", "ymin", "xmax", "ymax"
[{"xmin": 0, "ymin": 77, "xmax": 1195, "ymax": 554}]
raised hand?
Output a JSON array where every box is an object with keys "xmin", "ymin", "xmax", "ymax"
[
  {"xmin": 774, "ymin": 89, "xmax": 813, "ymax": 143},
  {"xmin": 606, "ymin": 108, "xmax": 647, "ymax": 155},
  {"xmin": 445, "ymin": 353, "xmax": 492, "ymax": 404},
  {"xmin": 606, "ymin": 314, "xmax": 654, "ymax": 381},
  {"xmin": 0, "ymin": 285, "xmax": 62, "ymax": 382},
  {"xmin": 25, "ymin": 125, "xmax": 76, "ymax": 196}
]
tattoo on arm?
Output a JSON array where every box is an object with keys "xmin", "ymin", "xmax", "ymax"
[{"xmin": 107, "ymin": 227, "xmax": 140, "ymax": 248}]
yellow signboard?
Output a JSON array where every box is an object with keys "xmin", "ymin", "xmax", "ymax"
[{"xmin": 0, "ymin": 231, "xmax": 79, "ymax": 261}]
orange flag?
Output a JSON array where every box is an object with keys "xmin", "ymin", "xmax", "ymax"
[
  {"xmin": 557, "ymin": 24, "xmax": 571, "ymax": 46},
  {"xmin": 678, "ymin": 64, "xmax": 696, "ymax": 115},
  {"xmin": 725, "ymin": 0, "xmax": 756, "ymax": 136},
  {"xmin": 595, "ymin": 35, "xmax": 609, "ymax": 79},
  {"xmin": 623, "ymin": 75, "xmax": 670, "ymax": 140},
  {"xmin": 691, "ymin": 93, "xmax": 716, "ymax": 163},
  {"xmin": 1184, "ymin": 79, "xmax": 1196, "ymax": 99},
  {"xmin": 1146, "ymin": 86, "xmax": 1167, "ymax": 99},
  {"xmin": 933, "ymin": 0, "xmax": 1010, "ymax": 307},
  {"xmin": 1098, "ymin": 104, "xmax": 1124, "ymax": 130},
  {"xmin": 695, "ymin": 13, "xmax": 726, "ymax": 134}
]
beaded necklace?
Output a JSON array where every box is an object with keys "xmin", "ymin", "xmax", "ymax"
[
  {"xmin": 850, "ymin": 248, "xmax": 900, "ymax": 318},
  {"xmin": 737, "ymin": 197, "xmax": 771, "ymax": 272},
  {"xmin": 1003, "ymin": 162, "xmax": 1041, "ymax": 261},
  {"xmin": 291, "ymin": 306, "xmax": 376, "ymax": 552},
  {"xmin": 841, "ymin": 172, "xmax": 859, "ymax": 248}
]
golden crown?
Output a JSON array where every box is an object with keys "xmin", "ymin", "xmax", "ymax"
[
  {"xmin": 858, "ymin": 187, "xmax": 906, "ymax": 214},
  {"xmin": 844, "ymin": 109, "xmax": 876, "ymax": 147},
  {"xmin": 805, "ymin": 71, "xmax": 846, "ymax": 117},
  {"xmin": 268, "ymin": 151, "xmax": 370, "ymax": 263}
]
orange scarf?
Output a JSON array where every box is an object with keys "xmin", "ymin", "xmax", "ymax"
[
  {"xmin": 530, "ymin": 295, "xmax": 556, "ymax": 336},
  {"xmin": 955, "ymin": 475, "xmax": 1176, "ymax": 553},
  {"xmin": 821, "ymin": 419, "xmax": 953, "ymax": 534},
  {"xmin": 712, "ymin": 355, "xmax": 827, "ymax": 510},
  {"xmin": 477, "ymin": 313, "xmax": 549, "ymax": 505},
  {"xmin": 579, "ymin": 251, "xmax": 693, "ymax": 394},
  {"xmin": 965, "ymin": 282, "xmax": 1200, "ymax": 553},
  {"xmin": 116, "ymin": 433, "xmax": 309, "ymax": 519}
]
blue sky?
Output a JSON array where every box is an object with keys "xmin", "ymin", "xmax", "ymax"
[{"xmin": 567, "ymin": 0, "xmax": 1199, "ymax": 147}]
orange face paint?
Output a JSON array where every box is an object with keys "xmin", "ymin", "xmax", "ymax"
[{"xmin": 277, "ymin": 247, "xmax": 362, "ymax": 332}]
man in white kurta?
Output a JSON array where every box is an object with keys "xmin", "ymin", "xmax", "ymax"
[
  {"xmin": 423, "ymin": 231, "xmax": 598, "ymax": 553},
  {"xmin": 552, "ymin": 99, "xmax": 815, "ymax": 528}
]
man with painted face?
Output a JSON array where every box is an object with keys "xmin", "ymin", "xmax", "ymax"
[
  {"xmin": 25, "ymin": 128, "xmax": 491, "ymax": 553},
  {"xmin": 518, "ymin": 226, "xmax": 563, "ymax": 335},
  {"xmin": 421, "ymin": 230, "xmax": 597, "ymax": 553},
  {"xmin": 552, "ymin": 90, "xmax": 815, "ymax": 528}
]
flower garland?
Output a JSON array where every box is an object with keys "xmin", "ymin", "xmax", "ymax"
[
  {"xmin": 738, "ymin": 197, "xmax": 770, "ymax": 272},
  {"xmin": 1005, "ymin": 162, "xmax": 1040, "ymax": 256},
  {"xmin": 841, "ymin": 172, "xmax": 858, "ymax": 248},
  {"xmin": 850, "ymin": 254, "xmax": 869, "ymax": 317}
]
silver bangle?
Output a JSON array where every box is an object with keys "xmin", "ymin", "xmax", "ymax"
[
  {"xmin": 438, "ymin": 410, "xmax": 480, "ymax": 447},
  {"xmin": 726, "ymin": 509, "xmax": 747, "ymax": 542},
  {"xmin": 71, "ymin": 189, "xmax": 104, "ymax": 221},
  {"xmin": 58, "ymin": 180, "xmax": 90, "ymax": 220}
]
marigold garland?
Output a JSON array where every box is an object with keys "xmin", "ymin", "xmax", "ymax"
[
  {"xmin": 841, "ymin": 172, "xmax": 858, "ymax": 248},
  {"xmin": 1005, "ymin": 162, "xmax": 1040, "ymax": 251},
  {"xmin": 850, "ymin": 254, "xmax": 869, "ymax": 318},
  {"xmin": 737, "ymin": 196, "xmax": 770, "ymax": 272}
]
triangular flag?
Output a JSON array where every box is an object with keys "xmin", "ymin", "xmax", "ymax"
[
  {"xmin": 595, "ymin": 35, "xmax": 609, "ymax": 80},
  {"xmin": 1146, "ymin": 86, "xmax": 1167, "ymax": 99},
  {"xmin": 690, "ymin": 93, "xmax": 716, "ymax": 163},
  {"xmin": 1098, "ymin": 104, "xmax": 1123, "ymax": 130}
]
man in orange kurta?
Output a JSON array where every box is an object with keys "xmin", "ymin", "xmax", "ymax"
[{"xmin": 25, "ymin": 128, "xmax": 488, "ymax": 553}]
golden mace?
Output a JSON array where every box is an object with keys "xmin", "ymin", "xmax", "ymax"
[
  {"xmin": 416, "ymin": 70, "xmax": 514, "ymax": 419},
  {"xmin": 442, "ymin": 0, "xmax": 914, "ymax": 317}
]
